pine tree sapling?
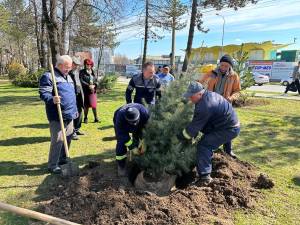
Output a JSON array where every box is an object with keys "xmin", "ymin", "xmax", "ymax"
[
  {"xmin": 233, "ymin": 44, "xmax": 255, "ymax": 90},
  {"xmin": 137, "ymin": 76, "xmax": 198, "ymax": 180}
]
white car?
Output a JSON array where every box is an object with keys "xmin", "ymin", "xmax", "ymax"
[
  {"xmin": 280, "ymin": 77, "xmax": 293, "ymax": 86},
  {"xmin": 252, "ymin": 72, "xmax": 270, "ymax": 86}
]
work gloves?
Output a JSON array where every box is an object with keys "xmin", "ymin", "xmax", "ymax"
[
  {"xmin": 128, "ymin": 138, "xmax": 144, "ymax": 155},
  {"xmin": 177, "ymin": 129, "xmax": 192, "ymax": 144}
]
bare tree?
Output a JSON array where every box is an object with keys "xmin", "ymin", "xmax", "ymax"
[{"xmin": 182, "ymin": 0, "xmax": 257, "ymax": 73}]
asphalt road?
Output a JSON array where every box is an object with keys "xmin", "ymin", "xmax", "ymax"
[{"xmin": 247, "ymin": 84, "xmax": 285, "ymax": 93}]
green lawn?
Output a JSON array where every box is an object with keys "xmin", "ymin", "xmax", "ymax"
[{"xmin": 0, "ymin": 81, "xmax": 299, "ymax": 225}]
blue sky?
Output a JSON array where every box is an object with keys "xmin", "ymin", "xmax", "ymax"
[{"xmin": 114, "ymin": 0, "xmax": 300, "ymax": 60}]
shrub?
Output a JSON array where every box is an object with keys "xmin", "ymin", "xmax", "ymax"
[
  {"xmin": 13, "ymin": 68, "xmax": 46, "ymax": 88},
  {"xmin": 7, "ymin": 62, "xmax": 27, "ymax": 81},
  {"xmin": 97, "ymin": 72, "xmax": 118, "ymax": 92}
]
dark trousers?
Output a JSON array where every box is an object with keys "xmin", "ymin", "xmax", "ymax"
[
  {"xmin": 73, "ymin": 107, "xmax": 83, "ymax": 133},
  {"xmin": 223, "ymin": 141, "xmax": 232, "ymax": 153},
  {"xmin": 196, "ymin": 127, "xmax": 240, "ymax": 175},
  {"xmin": 295, "ymin": 79, "xmax": 300, "ymax": 94}
]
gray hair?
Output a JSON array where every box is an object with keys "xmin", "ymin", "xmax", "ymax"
[{"xmin": 56, "ymin": 55, "xmax": 73, "ymax": 66}]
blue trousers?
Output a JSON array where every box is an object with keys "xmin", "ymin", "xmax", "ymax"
[{"xmin": 196, "ymin": 127, "xmax": 240, "ymax": 175}]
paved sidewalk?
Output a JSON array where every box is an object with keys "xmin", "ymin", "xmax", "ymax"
[{"xmin": 254, "ymin": 92, "xmax": 300, "ymax": 101}]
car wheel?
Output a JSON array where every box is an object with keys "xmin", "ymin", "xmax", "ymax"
[
  {"xmin": 282, "ymin": 81, "xmax": 289, "ymax": 86},
  {"xmin": 258, "ymin": 83, "xmax": 263, "ymax": 86}
]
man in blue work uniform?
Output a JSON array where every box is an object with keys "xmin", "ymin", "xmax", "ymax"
[
  {"xmin": 113, "ymin": 103, "xmax": 150, "ymax": 176},
  {"xmin": 157, "ymin": 65, "xmax": 175, "ymax": 87},
  {"xmin": 177, "ymin": 82, "xmax": 240, "ymax": 183},
  {"xmin": 125, "ymin": 62, "xmax": 161, "ymax": 105}
]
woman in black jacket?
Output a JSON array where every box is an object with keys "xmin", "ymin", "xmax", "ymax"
[{"xmin": 79, "ymin": 59, "xmax": 100, "ymax": 123}]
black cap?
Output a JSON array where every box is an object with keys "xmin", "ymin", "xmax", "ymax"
[
  {"xmin": 163, "ymin": 64, "xmax": 169, "ymax": 68},
  {"xmin": 125, "ymin": 107, "xmax": 140, "ymax": 123},
  {"xmin": 220, "ymin": 55, "xmax": 234, "ymax": 67}
]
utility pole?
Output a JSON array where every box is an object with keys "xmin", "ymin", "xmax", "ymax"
[{"xmin": 216, "ymin": 13, "xmax": 225, "ymax": 57}]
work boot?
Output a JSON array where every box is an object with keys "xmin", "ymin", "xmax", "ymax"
[
  {"xmin": 94, "ymin": 118, "xmax": 101, "ymax": 123},
  {"xmin": 194, "ymin": 174, "xmax": 213, "ymax": 186},
  {"xmin": 118, "ymin": 165, "xmax": 127, "ymax": 177},
  {"xmin": 76, "ymin": 130, "xmax": 85, "ymax": 135},
  {"xmin": 226, "ymin": 151, "xmax": 237, "ymax": 159},
  {"xmin": 72, "ymin": 132, "xmax": 79, "ymax": 140},
  {"xmin": 84, "ymin": 117, "xmax": 88, "ymax": 124},
  {"xmin": 48, "ymin": 166, "xmax": 62, "ymax": 174}
]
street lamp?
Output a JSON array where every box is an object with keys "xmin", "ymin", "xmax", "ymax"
[{"xmin": 216, "ymin": 13, "xmax": 225, "ymax": 57}]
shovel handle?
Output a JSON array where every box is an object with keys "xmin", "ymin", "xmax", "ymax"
[
  {"xmin": 0, "ymin": 201, "xmax": 81, "ymax": 225},
  {"xmin": 49, "ymin": 63, "xmax": 70, "ymax": 158}
]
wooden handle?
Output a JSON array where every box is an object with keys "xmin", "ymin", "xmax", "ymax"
[
  {"xmin": 0, "ymin": 201, "xmax": 81, "ymax": 225},
  {"xmin": 49, "ymin": 63, "xmax": 70, "ymax": 158}
]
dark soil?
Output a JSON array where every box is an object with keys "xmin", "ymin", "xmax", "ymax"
[
  {"xmin": 39, "ymin": 153, "xmax": 273, "ymax": 225},
  {"xmin": 233, "ymin": 98, "xmax": 270, "ymax": 108}
]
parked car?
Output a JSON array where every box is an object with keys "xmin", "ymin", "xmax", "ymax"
[
  {"xmin": 252, "ymin": 72, "xmax": 269, "ymax": 86},
  {"xmin": 280, "ymin": 77, "xmax": 293, "ymax": 86},
  {"xmin": 125, "ymin": 70, "xmax": 141, "ymax": 79}
]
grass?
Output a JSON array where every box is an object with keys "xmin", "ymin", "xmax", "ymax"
[{"xmin": 0, "ymin": 81, "xmax": 299, "ymax": 224}]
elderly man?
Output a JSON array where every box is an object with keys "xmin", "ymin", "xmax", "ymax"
[
  {"xmin": 157, "ymin": 65, "xmax": 175, "ymax": 87},
  {"xmin": 292, "ymin": 61, "xmax": 300, "ymax": 95},
  {"xmin": 126, "ymin": 62, "xmax": 161, "ymax": 105},
  {"xmin": 69, "ymin": 57, "xmax": 84, "ymax": 140},
  {"xmin": 199, "ymin": 55, "xmax": 241, "ymax": 158},
  {"xmin": 39, "ymin": 55, "xmax": 78, "ymax": 174},
  {"xmin": 177, "ymin": 82, "xmax": 240, "ymax": 183}
]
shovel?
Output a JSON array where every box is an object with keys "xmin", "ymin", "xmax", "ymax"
[{"xmin": 49, "ymin": 63, "xmax": 79, "ymax": 177}]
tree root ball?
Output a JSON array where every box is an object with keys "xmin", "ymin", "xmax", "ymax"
[{"xmin": 134, "ymin": 171, "xmax": 177, "ymax": 196}]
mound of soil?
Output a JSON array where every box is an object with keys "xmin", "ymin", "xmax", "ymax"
[{"xmin": 39, "ymin": 153, "xmax": 273, "ymax": 225}]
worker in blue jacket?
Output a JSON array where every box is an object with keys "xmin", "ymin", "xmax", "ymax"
[
  {"xmin": 125, "ymin": 62, "xmax": 161, "ymax": 105},
  {"xmin": 177, "ymin": 81, "xmax": 240, "ymax": 184},
  {"xmin": 113, "ymin": 103, "xmax": 150, "ymax": 176}
]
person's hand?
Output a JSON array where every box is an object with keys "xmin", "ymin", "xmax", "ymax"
[
  {"xmin": 177, "ymin": 130, "xmax": 192, "ymax": 144},
  {"xmin": 53, "ymin": 96, "xmax": 61, "ymax": 104},
  {"xmin": 89, "ymin": 85, "xmax": 95, "ymax": 90}
]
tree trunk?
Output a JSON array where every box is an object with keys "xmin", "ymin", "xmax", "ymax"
[
  {"xmin": 32, "ymin": 0, "xmax": 43, "ymax": 68},
  {"xmin": 42, "ymin": 0, "xmax": 60, "ymax": 65},
  {"xmin": 171, "ymin": 16, "xmax": 176, "ymax": 71},
  {"xmin": 97, "ymin": 44, "xmax": 104, "ymax": 77},
  {"xmin": 61, "ymin": 0, "xmax": 67, "ymax": 55},
  {"xmin": 182, "ymin": 0, "xmax": 197, "ymax": 73},
  {"xmin": 40, "ymin": 16, "xmax": 47, "ymax": 68},
  {"xmin": 142, "ymin": 0, "xmax": 149, "ymax": 66}
]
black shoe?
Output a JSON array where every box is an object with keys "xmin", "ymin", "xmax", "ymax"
[
  {"xmin": 58, "ymin": 159, "xmax": 68, "ymax": 166},
  {"xmin": 84, "ymin": 118, "xmax": 88, "ymax": 124},
  {"xmin": 193, "ymin": 174, "xmax": 213, "ymax": 186},
  {"xmin": 76, "ymin": 130, "xmax": 85, "ymax": 135},
  {"xmin": 94, "ymin": 118, "xmax": 100, "ymax": 123},
  {"xmin": 48, "ymin": 166, "xmax": 62, "ymax": 174},
  {"xmin": 72, "ymin": 133, "xmax": 79, "ymax": 140},
  {"xmin": 226, "ymin": 151, "xmax": 237, "ymax": 159}
]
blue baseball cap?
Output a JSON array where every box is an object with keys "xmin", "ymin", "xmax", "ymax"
[{"xmin": 183, "ymin": 81, "xmax": 205, "ymax": 99}]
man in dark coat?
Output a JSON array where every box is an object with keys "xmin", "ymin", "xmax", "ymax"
[
  {"xmin": 177, "ymin": 82, "xmax": 240, "ymax": 184},
  {"xmin": 125, "ymin": 62, "xmax": 161, "ymax": 105},
  {"xmin": 69, "ymin": 57, "xmax": 85, "ymax": 140}
]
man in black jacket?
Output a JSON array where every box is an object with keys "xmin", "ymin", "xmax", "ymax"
[
  {"xmin": 69, "ymin": 57, "xmax": 85, "ymax": 140},
  {"xmin": 125, "ymin": 62, "xmax": 161, "ymax": 105}
]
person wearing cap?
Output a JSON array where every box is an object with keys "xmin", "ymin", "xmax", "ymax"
[
  {"xmin": 126, "ymin": 62, "xmax": 161, "ymax": 105},
  {"xmin": 198, "ymin": 54, "xmax": 241, "ymax": 158},
  {"xmin": 79, "ymin": 59, "xmax": 100, "ymax": 123},
  {"xmin": 69, "ymin": 57, "xmax": 84, "ymax": 140},
  {"xmin": 177, "ymin": 81, "xmax": 240, "ymax": 183},
  {"xmin": 113, "ymin": 103, "xmax": 150, "ymax": 176},
  {"xmin": 157, "ymin": 65, "xmax": 175, "ymax": 87}
]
